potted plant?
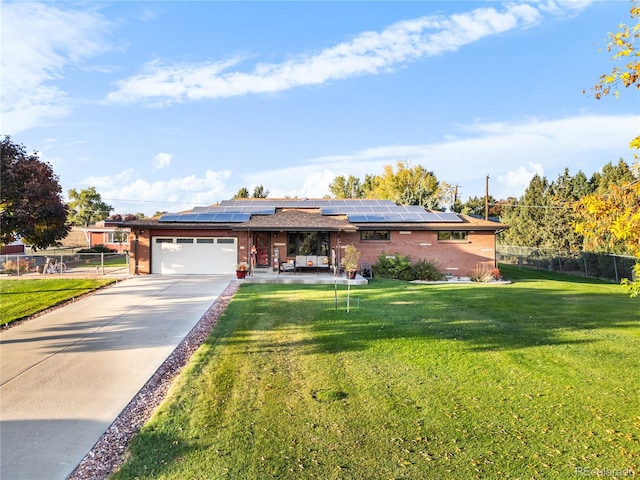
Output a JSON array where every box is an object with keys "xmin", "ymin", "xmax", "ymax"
[
  {"xmin": 343, "ymin": 245, "xmax": 361, "ymax": 279},
  {"xmin": 236, "ymin": 262, "xmax": 249, "ymax": 279}
]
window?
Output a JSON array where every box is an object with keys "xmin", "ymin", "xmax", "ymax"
[
  {"xmin": 287, "ymin": 232, "xmax": 330, "ymax": 256},
  {"xmin": 197, "ymin": 238, "xmax": 214, "ymax": 244},
  {"xmin": 217, "ymin": 238, "xmax": 235, "ymax": 244},
  {"xmin": 106, "ymin": 231, "xmax": 129, "ymax": 243},
  {"xmin": 176, "ymin": 238, "xmax": 193, "ymax": 244},
  {"xmin": 360, "ymin": 230, "xmax": 390, "ymax": 241},
  {"xmin": 437, "ymin": 231, "xmax": 468, "ymax": 241},
  {"xmin": 156, "ymin": 238, "xmax": 173, "ymax": 244}
]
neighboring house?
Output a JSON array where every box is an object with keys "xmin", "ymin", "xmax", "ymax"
[
  {"xmin": 82, "ymin": 221, "xmax": 130, "ymax": 253},
  {"xmin": 0, "ymin": 239, "xmax": 26, "ymax": 255},
  {"xmin": 124, "ymin": 198, "xmax": 508, "ymax": 276}
]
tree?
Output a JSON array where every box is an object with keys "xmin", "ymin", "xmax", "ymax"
[
  {"xmin": 573, "ymin": 179, "xmax": 640, "ymax": 256},
  {"xmin": 252, "ymin": 185, "xmax": 269, "ymax": 198},
  {"xmin": 499, "ymin": 174, "xmax": 552, "ymax": 248},
  {"xmin": 589, "ymin": 159, "xmax": 636, "ymax": 193},
  {"xmin": 67, "ymin": 187, "xmax": 112, "ymax": 227},
  {"xmin": 233, "ymin": 187, "xmax": 249, "ymax": 199},
  {"xmin": 328, "ymin": 162, "xmax": 450, "ymax": 209},
  {"xmin": 588, "ymin": 0, "xmax": 639, "ymax": 153},
  {"xmin": 369, "ymin": 162, "xmax": 441, "ymax": 208},
  {"xmin": 457, "ymin": 195, "xmax": 496, "ymax": 217},
  {"xmin": 1, "ymin": 136, "xmax": 71, "ymax": 250},
  {"xmin": 570, "ymin": 170, "xmax": 593, "ymax": 199},
  {"xmin": 581, "ymin": 1, "xmax": 640, "ymax": 296},
  {"xmin": 545, "ymin": 169, "xmax": 585, "ymax": 252},
  {"xmin": 588, "ymin": 1, "xmax": 639, "ymax": 102},
  {"xmin": 329, "ymin": 175, "xmax": 363, "ymax": 198},
  {"xmin": 573, "ymin": 178, "xmax": 640, "ymax": 297}
]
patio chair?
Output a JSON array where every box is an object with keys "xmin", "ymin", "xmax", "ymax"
[{"xmin": 279, "ymin": 259, "xmax": 295, "ymax": 274}]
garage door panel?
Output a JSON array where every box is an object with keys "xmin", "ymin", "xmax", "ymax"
[{"xmin": 152, "ymin": 237, "xmax": 237, "ymax": 274}]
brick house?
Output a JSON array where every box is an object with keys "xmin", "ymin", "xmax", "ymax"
[
  {"xmin": 124, "ymin": 198, "xmax": 507, "ymax": 276},
  {"xmin": 82, "ymin": 220, "xmax": 130, "ymax": 253}
]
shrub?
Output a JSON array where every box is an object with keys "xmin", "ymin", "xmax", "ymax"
[
  {"xmin": 77, "ymin": 245, "xmax": 116, "ymax": 254},
  {"xmin": 470, "ymin": 264, "xmax": 494, "ymax": 282},
  {"xmin": 1, "ymin": 259, "xmax": 30, "ymax": 274},
  {"xmin": 373, "ymin": 254, "xmax": 414, "ymax": 280},
  {"xmin": 414, "ymin": 259, "xmax": 445, "ymax": 281}
]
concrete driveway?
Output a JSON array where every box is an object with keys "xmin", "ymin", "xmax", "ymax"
[{"xmin": 0, "ymin": 275, "xmax": 234, "ymax": 480}]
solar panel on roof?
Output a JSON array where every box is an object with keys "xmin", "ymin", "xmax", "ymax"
[
  {"xmin": 436, "ymin": 212, "xmax": 463, "ymax": 222},
  {"xmin": 191, "ymin": 206, "xmax": 210, "ymax": 213},
  {"xmin": 158, "ymin": 213, "xmax": 181, "ymax": 222},
  {"xmin": 348, "ymin": 214, "xmax": 386, "ymax": 222},
  {"xmin": 216, "ymin": 206, "xmax": 275, "ymax": 215}
]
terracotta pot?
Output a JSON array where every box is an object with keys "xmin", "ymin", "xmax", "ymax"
[
  {"xmin": 236, "ymin": 270, "xmax": 247, "ymax": 279},
  {"xmin": 347, "ymin": 271, "xmax": 357, "ymax": 279}
]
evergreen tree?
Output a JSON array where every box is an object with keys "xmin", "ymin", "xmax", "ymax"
[
  {"xmin": 252, "ymin": 185, "xmax": 269, "ymax": 198},
  {"xmin": 546, "ymin": 169, "xmax": 584, "ymax": 252},
  {"xmin": 499, "ymin": 174, "xmax": 551, "ymax": 247},
  {"xmin": 590, "ymin": 159, "xmax": 636, "ymax": 193},
  {"xmin": 233, "ymin": 187, "xmax": 249, "ymax": 199},
  {"xmin": 570, "ymin": 170, "xmax": 593, "ymax": 198}
]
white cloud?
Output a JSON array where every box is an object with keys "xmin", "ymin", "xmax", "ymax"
[
  {"xmin": 77, "ymin": 169, "xmax": 232, "ymax": 215},
  {"xmin": 497, "ymin": 163, "xmax": 545, "ymax": 198},
  {"xmin": 244, "ymin": 113, "xmax": 639, "ymax": 202},
  {"xmin": 152, "ymin": 152, "xmax": 173, "ymax": 171},
  {"xmin": 0, "ymin": 2, "xmax": 112, "ymax": 133},
  {"xmin": 73, "ymin": 114, "xmax": 636, "ymax": 216},
  {"xmin": 106, "ymin": 3, "xmax": 545, "ymax": 105}
]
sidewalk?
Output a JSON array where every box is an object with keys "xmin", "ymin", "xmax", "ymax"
[{"xmin": 0, "ymin": 275, "xmax": 234, "ymax": 480}]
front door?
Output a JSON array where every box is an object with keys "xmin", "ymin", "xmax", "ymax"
[{"xmin": 254, "ymin": 233, "xmax": 271, "ymax": 267}]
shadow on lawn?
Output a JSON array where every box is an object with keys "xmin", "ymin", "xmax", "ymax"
[{"xmin": 223, "ymin": 279, "xmax": 638, "ymax": 355}]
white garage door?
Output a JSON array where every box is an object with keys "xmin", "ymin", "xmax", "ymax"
[{"xmin": 152, "ymin": 237, "xmax": 237, "ymax": 274}]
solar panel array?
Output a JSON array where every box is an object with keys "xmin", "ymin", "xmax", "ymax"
[
  {"xmin": 159, "ymin": 212, "xmax": 252, "ymax": 223},
  {"xmin": 159, "ymin": 199, "xmax": 462, "ymax": 224}
]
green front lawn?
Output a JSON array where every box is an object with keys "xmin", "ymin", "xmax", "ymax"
[
  {"xmin": 0, "ymin": 278, "xmax": 117, "ymax": 326},
  {"xmin": 113, "ymin": 265, "xmax": 640, "ymax": 479}
]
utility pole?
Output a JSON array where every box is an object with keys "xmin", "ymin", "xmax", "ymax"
[{"xmin": 485, "ymin": 175, "xmax": 489, "ymax": 221}]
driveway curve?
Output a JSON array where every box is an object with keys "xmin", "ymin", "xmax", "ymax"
[{"xmin": 0, "ymin": 275, "xmax": 234, "ymax": 480}]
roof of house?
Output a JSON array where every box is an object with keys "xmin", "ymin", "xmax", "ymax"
[
  {"xmin": 233, "ymin": 209, "xmax": 357, "ymax": 232},
  {"xmin": 124, "ymin": 198, "xmax": 508, "ymax": 231}
]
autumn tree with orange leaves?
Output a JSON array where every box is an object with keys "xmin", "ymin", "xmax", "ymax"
[{"xmin": 576, "ymin": 1, "xmax": 640, "ymax": 297}]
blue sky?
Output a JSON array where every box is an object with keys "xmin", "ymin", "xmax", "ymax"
[{"xmin": 2, "ymin": 1, "xmax": 638, "ymax": 216}]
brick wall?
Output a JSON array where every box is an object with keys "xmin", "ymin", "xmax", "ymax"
[
  {"xmin": 129, "ymin": 227, "xmax": 497, "ymax": 277},
  {"xmin": 341, "ymin": 230, "xmax": 496, "ymax": 277}
]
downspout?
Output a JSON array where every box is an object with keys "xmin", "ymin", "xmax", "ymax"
[
  {"xmin": 134, "ymin": 229, "xmax": 139, "ymax": 275},
  {"xmin": 247, "ymin": 229, "xmax": 251, "ymax": 267},
  {"xmin": 336, "ymin": 229, "xmax": 342, "ymax": 278}
]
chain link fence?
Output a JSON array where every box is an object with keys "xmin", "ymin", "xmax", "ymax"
[
  {"xmin": 497, "ymin": 245, "xmax": 637, "ymax": 283},
  {"xmin": 0, "ymin": 252, "xmax": 129, "ymax": 277}
]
